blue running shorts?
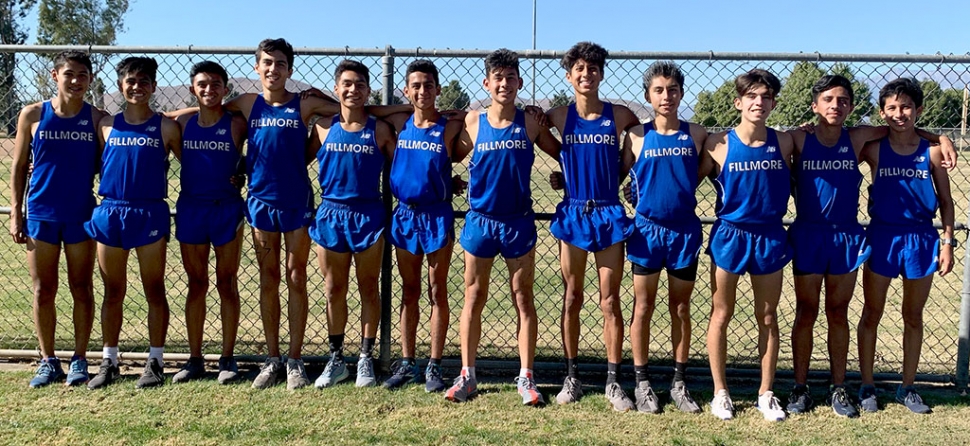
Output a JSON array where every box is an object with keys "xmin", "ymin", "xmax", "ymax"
[
  {"xmin": 309, "ymin": 199, "xmax": 386, "ymax": 253},
  {"xmin": 866, "ymin": 224, "xmax": 939, "ymax": 279},
  {"xmin": 175, "ymin": 197, "xmax": 245, "ymax": 246},
  {"xmin": 84, "ymin": 199, "xmax": 170, "ymax": 250},
  {"xmin": 389, "ymin": 201, "xmax": 454, "ymax": 255},
  {"xmin": 549, "ymin": 199, "xmax": 633, "ymax": 252},
  {"xmin": 26, "ymin": 219, "xmax": 91, "ymax": 245},
  {"xmin": 627, "ymin": 214, "xmax": 702, "ymax": 271},
  {"xmin": 789, "ymin": 220, "xmax": 870, "ymax": 276},
  {"xmin": 245, "ymin": 195, "xmax": 313, "ymax": 233},
  {"xmin": 707, "ymin": 219, "xmax": 791, "ymax": 275},
  {"xmin": 459, "ymin": 210, "xmax": 536, "ymax": 259}
]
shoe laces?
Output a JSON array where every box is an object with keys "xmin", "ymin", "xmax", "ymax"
[
  {"xmin": 766, "ymin": 395, "xmax": 783, "ymax": 411},
  {"xmin": 452, "ymin": 374, "xmax": 471, "ymax": 390},
  {"xmin": 288, "ymin": 361, "xmax": 305, "ymax": 377},
  {"xmin": 426, "ymin": 364, "xmax": 442, "ymax": 380},
  {"xmin": 358, "ymin": 358, "xmax": 374, "ymax": 376},
  {"xmin": 716, "ymin": 392, "xmax": 734, "ymax": 411},
  {"xmin": 833, "ymin": 387, "xmax": 850, "ymax": 405},
  {"xmin": 323, "ymin": 357, "xmax": 343, "ymax": 375},
  {"xmin": 518, "ymin": 376, "xmax": 538, "ymax": 391},
  {"xmin": 564, "ymin": 377, "xmax": 580, "ymax": 394},
  {"xmin": 391, "ymin": 360, "xmax": 413, "ymax": 376},
  {"xmin": 259, "ymin": 358, "xmax": 279, "ymax": 375},
  {"xmin": 606, "ymin": 382, "xmax": 624, "ymax": 399},
  {"xmin": 905, "ymin": 391, "xmax": 924, "ymax": 406},
  {"xmin": 69, "ymin": 360, "xmax": 85, "ymax": 375},
  {"xmin": 36, "ymin": 362, "xmax": 55, "ymax": 378}
]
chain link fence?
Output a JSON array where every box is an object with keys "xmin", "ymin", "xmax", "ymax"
[{"xmin": 0, "ymin": 45, "xmax": 968, "ymax": 381}]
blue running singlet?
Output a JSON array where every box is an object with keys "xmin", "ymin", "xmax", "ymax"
[
  {"xmin": 559, "ymin": 103, "xmax": 620, "ymax": 202},
  {"xmin": 630, "ymin": 120, "xmax": 699, "ymax": 223},
  {"xmin": 317, "ymin": 115, "xmax": 384, "ymax": 203},
  {"xmin": 468, "ymin": 109, "xmax": 534, "ymax": 217},
  {"xmin": 794, "ymin": 129, "xmax": 861, "ymax": 225},
  {"xmin": 246, "ymin": 94, "xmax": 310, "ymax": 207},
  {"xmin": 179, "ymin": 113, "xmax": 240, "ymax": 201},
  {"xmin": 98, "ymin": 113, "xmax": 167, "ymax": 201},
  {"xmin": 27, "ymin": 101, "xmax": 97, "ymax": 222},
  {"xmin": 868, "ymin": 138, "xmax": 937, "ymax": 227},
  {"xmin": 714, "ymin": 129, "xmax": 790, "ymax": 225},
  {"xmin": 390, "ymin": 115, "xmax": 451, "ymax": 206}
]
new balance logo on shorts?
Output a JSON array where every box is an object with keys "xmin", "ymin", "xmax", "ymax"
[
  {"xmin": 839, "ymin": 146, "xmax": 850, "ymax": 153},
  {"xmin": 149, "ymin": 230, "xmax": 159, "ymax": 237},
  {"xmin": 304, "ymin": 211, "xmax": 313, "ymax": 219}
]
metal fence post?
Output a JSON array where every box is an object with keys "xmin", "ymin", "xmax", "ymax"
[
  {"xmin": 378, "ymin": 45, "xmax": 395, "ymax": 372},
  {"xmin": 957, "ymin": 223, "xmax": 970, "ymax": 389}
]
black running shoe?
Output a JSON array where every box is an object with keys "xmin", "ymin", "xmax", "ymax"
[
  {"xmin": 828, "ymin": 385, "xmax": 859, "ymax": 418},
  {"xmin": 136, "ymin": 358, "xmax": 166, "ymax": 389},
  {"xmin": 87, "ymin": 358, "xmax": 120, "ymax": 390},
  {"xmin": 786, "ymin": 385, "xmax": 813, "ymax": 414},
  {"xmin": 896, "ymin": 385, "xmax": 931, "ymax": 414},
  {"xmin": 383, "ymin": 359, "xmax": 419, "ymax": 390},
  {"xmin": 859, "ymin": 385, "xmax": 879, "ymax": 413}
]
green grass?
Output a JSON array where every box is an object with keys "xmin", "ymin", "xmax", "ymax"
[{"xmin": 2, "ymin": 369, "xmax": 970, "ymax": 445}]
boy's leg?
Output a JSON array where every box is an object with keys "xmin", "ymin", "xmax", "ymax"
[
  {"xmin": 252, "ymin": 228, "xmax": 283, "ymax": 358},
  {"xmin": 426, "ymin": 241, "xmax": 453, "ymax": 362},
  {"xmin": 353, "ymin": 238, "xmax": 384, "ymax": 341},
  {"xmin": 858, "ymin": 265, "xmax": 891, "ymax": 386},
  {"xmin": 824, "ymin": 271, "xmax": 858, "ymax": 386},
  {"xmin": 506, "ymin": 248, "xmax": 538, "ymax": 371},
  {"xmin": 630, "ymin": 272, "xmax": 659, "ymax": 370},
  {"xmin": 559, "ymin": 241, "xmax": 588, "ymax": 376},
  {"xmin": 282, "ymin": 227, "xmax": 311, "ymax": 359},
  {"xmin": 900, "ymin": 275, "xmax": 933, "ymax": 387},
  {"xmin": 751, "ymin": 270, "xmax": 783, "ymax": 394},
  {"xmin": 395, "ymin": 247, "xmax": 424, "ymax": 360},
  {"xmin": 460, "ymin": 251, "xmax": 494, "ymax": 368},
  {"xmin": 135, "ymin": 238, "xmax": 170, "ymax": 351},
  {"xmin": 63, "ymin": 239, "xmax": 96, "ymax": 360},
  {"xmin": 98, "ymin": 243, "xmax": 130, "ymax": 351},
  {"xmin": 319, "ymin": 245, "xmax": 352, "ymax": 341},
  {"xmin": 593, "ymin": 242, "xmax": 624, "ymax": 370},
  {"xmin": 213, "ymin": 226, "xmax": 244, "ymax": 358},
  {"xmin": 707, "ymin": 266, "xmax": 739, "ymax": 393},
  {"xmin": 180, "ymin": 242, "xmax": 211, "ymax": 358},
  {"xmin": 669, "ymin": 275, "xmax": 696, "ymax": 369},
  {"xmin": 791, "ymin": 273, "xmax": 823, "ymax": 386},
  {"xmin": 28, "ymin": 238, "xmax": 63, "ymax": 360}
]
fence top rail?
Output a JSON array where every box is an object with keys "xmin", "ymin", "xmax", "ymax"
[{"xmin": 2, "ymin": 45, "xmax": 970, "ymax": 63}]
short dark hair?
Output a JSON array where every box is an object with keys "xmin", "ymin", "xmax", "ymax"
[
  {"xmin": 811, "ymin": 75, "xmax": 854, "ymax": 104},
  {"xmin": 735, "ymin": 68, "xmax": 781, "ymax": 98},
  {"xmin": 256, "ymin": 38, "xmax": 295, "ymax": 69},
  {"xmin": 561, "ymin": 41, "xmax": 608, "ymax": 72},
  {"xmin": 406, "ymin": 59, "xmax": 439, "ymax": 86},
  {"xmin": 484, "ymin": 49, "xmax": 519, "ymax": 76},
  {"xmin": 189, "ymin": 60, "xmax": 228, "ymax": 85},
  {"xmin": 335, "ymin": 59, "xmax": 370, "ymax": 84},
  {"xmin": 642, "ymin": 61, "xmax": 685, "ymax": 92},
  {"xmin": 115, "ymin": 57, "xmax": 158, "ymax": 83},
  {"xmin": 879, "ymin": 77, "xmax": 924, "ymax": 109},
  {"xmin": 53, "ymin": 51, "xmax": 93, "ymax": 73}
]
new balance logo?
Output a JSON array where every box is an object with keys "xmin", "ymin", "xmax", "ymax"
[
  {"xmin": 149, "ymin": 230, "xmax": 158, "ymax": 237},
  {"xmin": 915, "ymin": 156, "xmax": 926, "ymax": 162},
  {"xmin": 766, "ymin": 146, "xmax": 777, "ymax": 153},
  {"xmin": 284, "ymin": 108, "xmax": 296, "ymax": 113},
  {"xmin": 146, "ymin": 126, "xmax": 157, "ymax": 132},
  {"xmin": 361, "ymin": 132, "xmax": 372, "ymax": 140},
  {"xmin": 216, "ymin": 128, "xmax": 227, "ymax": 135},
  {"xmin": 430, "ymin": 131, "xmax": 441, "ymax": 137},
  {"xmin": 78, "ymin": 120, "xmax": 89, "ymax": 126},
  {"xmin": 678, "ymin": 134, "xmax": 689, "ymax": 141},
  {"xmin": 514, "ymin": 128, "xmax": 522, "ymax": 134},
  {"xmin": 601, "ymin": 119, "xmax": 612, "ymax": 127},
  {"xmin": 839, "ymin": 146, "xmax": 850, "ymax": 153}
]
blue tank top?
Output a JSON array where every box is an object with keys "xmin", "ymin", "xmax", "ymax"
[
  {"xmin": 317, "ymin": 115, "xmax": 384, "ymax": 203},
  {"xmin": 868, "ymin": 138, "xmax": 937, "ymax": 226},
  {"xmin": 27, "ymin": 101, "xmax": 97, "ymax": 221},
  {"xmin": 468, "ymin": 109, "xmax": 534, "ymax": 217},
  {"xmin": 630, "ymin": 121, "xmax": 699, "ymax": 224},
  {"xmin": 390, "ymin": 115, "xmax": 451, "ymax": 206},
  {"xmin": 179, "ymin": 113, "xmax": 240, "ymax": 201},
  {"xmin": 559, "ymin": 103, "xmax": 620, "ymax": 202},
  {"xmin": 247, "ymin": 95, "xmax": 310, "ymax": 207},
  {"xmin": 714, "ymin": 129, "xmax": 790, "ymax": 225},
  {"xmin": 794, "ymin": 129, "xmax": 861, "ymax": 225},
  {"xmin": 98, "ymin": 114, "xmax": 168, "ymax": 201}
]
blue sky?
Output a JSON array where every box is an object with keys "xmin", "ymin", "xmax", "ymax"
[{"xmin": 21, "ymin": 0, "xmax": 970, "ymax": 55}]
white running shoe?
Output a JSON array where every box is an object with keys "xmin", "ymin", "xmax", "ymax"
[
  {"xmin": 757, "ymin": 390, "xmax": 787, "ymax": 421},
  {"xmin": 710, "ymin": 389, "xmax": 735, "ymax": 420}
]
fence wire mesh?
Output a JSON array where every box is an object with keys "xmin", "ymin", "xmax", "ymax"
[{"xmin": 0, "ymin": 46, "xmax": 967, "ymax": 378}]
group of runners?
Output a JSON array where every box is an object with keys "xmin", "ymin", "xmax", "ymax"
[{"xmin": 10, "ymin": 38, "xmax": 958, "ymax": 422}]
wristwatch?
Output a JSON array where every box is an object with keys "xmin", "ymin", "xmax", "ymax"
[{"xmin": 941, "ymin": 238, "xmax": 957, "ymax": 248}]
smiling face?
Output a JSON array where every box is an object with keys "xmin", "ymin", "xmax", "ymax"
[
  {"xmin": 255, "ymin": 50, "xmax": 292, "ymax": 91},
  {"xmin": 812, "ymin": 86, "xmax": 853, "ymax": 126},
  {"xmin": 565, "ymin": 58, "xmax": 602, "ymax": 95},
  {"xmin": 335, "ymin": 69, "xmax": 370, "ymax": 109},
  {"xmin": 404, "ymin": 71, "xmax": 439, "ymax": 110},
  {"xmin": 52, "ymin": 60, "xmax": 91, "ymax": 101},
  {"xmin": 117, "ymin": 71, "xmax": 155, "ymax": 106},
  {"xmin": 879, "ymin": 92, "xmax": 922, "ymax": 132},
  {"xmin": 190, "ymin": 72, "xmax": 227, "ymax": 108},
  {"xmin": 483, "ymin": 67, "xmax": 522, "ymax": 106},
  {"xmin": 646, "ymin": 75, "xmax": 682, "ymax": 118},
  {"xmin": 734, "ymin": 84, "xmax": 775, "ymax": 124}
]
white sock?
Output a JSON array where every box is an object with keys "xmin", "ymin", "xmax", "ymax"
[
  {"xmin": 148, "ymin": 346, "xmax": 164, "ymax": 365},
  {"xmin": 519, "ymin": 368, "xmax": 533, "ymax": 379},
  {"xmin": 462, "ymin": 366, "xmax": 476, "ymax": 380},
  {"xmin": 104, "ymin": 346, "xmax": 119, "ymax": 366}
]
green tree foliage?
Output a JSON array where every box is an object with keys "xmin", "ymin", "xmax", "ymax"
[
  {"xmin": 368, "ymin": 90, "xmax": 403, "ymax": 105},
  {"xmin": 0, "ymin": 0, "xmax": 37, "ymax": 133},
  {"xmin": 692, "ymin": 80, "xmax": 739, "ymax": 129},
  {"xmin": 437, "ymin": 80, "xmax": 470, "ymax": 110},
  {"xmin": 550, "ymin": 89, "xmax": 572, "ymax": 108},
  {"xmin": 767, "ymin": 61, "xmax": 824, "ymax": 128},
  {"xmin": 35, "ymin": 0, "xmax": 129, "ymax": 108}
]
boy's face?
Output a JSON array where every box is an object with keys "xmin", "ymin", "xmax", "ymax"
[
  {"xmin": 52, "ymin": 60, "xmax": 91, "ymax": 101},
  {"xmin": 404, "ymin": 71, "xmax": 439, "ymax": 109},
  {"xmin": 334, "ymin": 70, "xmax": 369, "ymax": 109},
  {"xmin": 645, "ymin": 76, "xmax": 682, "ymax": 118},
  {"xmin": 811, "ymin": 86, "xmax": 853, "ymax": 126},
  {"xmin": 734, "ymin": 84, "xmax": 775, "ymax": 124},
  {"xmin": 117, "ymin": 72, "xmax": 155, "ymax": 105},
  {"xmin": 483, "ymin": 67, "xmax": 522, "ymax": 106},
  {"xmin": 879, "ymin": 93, "xmax": 922, "ymax": 132},
  {"xmin": 190, "ymin": 72, "xmax": 227, "ymax": 108},
  {"xmin": 255, "ymin": 50, "xmax": 292, "ymax": 91},
  {"xmin": 565, "ymin": 59, "xmax": 601, "ymax": 95}
]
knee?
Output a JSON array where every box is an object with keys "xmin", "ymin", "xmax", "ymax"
[
  {"xmin": 759, "ymin": 310, "xmax": 778, "ymax": 329},
  {"xmin": 187, "ymin": 273, "xmax": 209, "ymax": 294},
  {"xmin": 671, "ymin": 300, "xmax": 690, "ymax": 321},
  {"xmin": 427, "ymin": 282, "xmax": 449, "ymax": 309},
  {"xmin": 796, "ymin": 298, "xmax": 821, "ymax": 319},
  {"xmin": 563, "ymin": 288, "xmax": 584, "ymax": 315},
  {"xmin": 902, "ymin": 310, "xmax": 924, "ymax": 329},
  {"xmin": 260, "ymin": 263, "xmax": 282, "ymax": 284},
  {"xmin": 402, "ymin": 280, "xmax": 422, "ymax": 301},
  {"xmin": 513, "ymin": 290, "xmax": 536, "ymax": 314},
  {"xmin": 325, "ymin": 280, "xmax": 348, "ymax": 300},
  {"xmin": 285, "ymin": 266, "xmax": 307, "ymax": 289},
  {"xmin": 33, "ymin": 281, "xmax": 58, "ymax": 305},
  {"xmin": 710, "ymin": 305, "xmax": 734, "ymax": 326}
]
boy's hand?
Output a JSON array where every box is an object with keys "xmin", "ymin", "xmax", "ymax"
[
  {"xmin": 452, "ymin": 174, "xmax": 467, "ymax": 196},
  {"xmin": 939, "ymin": 243, "xmax": 954, "ymax": 276},
  {"xmin": 549, "ymin": 171, "xmax": 564, "ymax": 191},
  {"xmin": 525, "ymin": 105, "xmax": 550, "ymax": 128},
  {"xmin": 301, "ymin": 88, "xmax": 326, "ymax": 100},
  {"xmin": 623, "ymin": 181, "xmax": 636, "ymax": 205}
]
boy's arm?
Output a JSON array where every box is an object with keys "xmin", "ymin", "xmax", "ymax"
[
  {"xmin": 161, "ymin": 117, "xmax": 182, "ymax": 160},
  {"xmin": 452, "ymin": 111, "xmax": 478, "ymax": 163},
  {"xmin": 375, "ymin": 120, "xmax": 397, "ymax": 160},
  {"xmin": 443, "ymin": 119, "xmax": 465, "ymax": 158},
  {"xmin": 700, "ymin": 131, "xmax": 727, "ymax": 181},
  {"xmin": 689, "ymin": 123, "xmax": 712, "ymax": 182},
  {"xmin": 534, "ymin": 126, "xmax": 562, "ymax": 159},
  {"xmin": 306, "ymin": 121, "xmax": 328, "ymax": 166},
  {"xmin": 613, "ymin": 104, "xmax": 642, "ymax": 133},
  {"xmin": 915, "ymin": 130, "xmax": 958, "ymax": 170},
  {"xmin": 930, "ymin": 144, "xmax": 955, "ymax": 276},
  {"xmin": 9, "ymin": 104, "xmax": 40, "ymax": 244},
  {"xmin": 165, "ymin": 93, "xmax": 256, "ymax": 120},
  {"xmin": 620, "ymin": 124, "xmax": 644, "ymax": 184}
]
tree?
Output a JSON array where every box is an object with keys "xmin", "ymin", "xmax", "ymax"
[
  {"xmin": 35, "ymin": 0, "xmax": 129, "ymax": 109},
  {"xmin": 767, "ymin": 61, "xmax": 824, "ymax": 128},
  {"xmin": 550, "ymin": 89, "xmax": 572, "ymax": 108},
  {"xmin": 368, "ymin": 90, "xmax": 403, "ymax": 105},
  {"xmin": 692, "ymin": 80, "xmax": 739, "ymax": 129},
  {"xmin": 437, "ymin": 80, "xmax": 470, "ymax": 110},
  {"xmin": 0, "ymin": 0, "xmax": 37, "ymax": 133}
]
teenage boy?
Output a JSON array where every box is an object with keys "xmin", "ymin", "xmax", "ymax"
[
  {"xmin": 624, "ymin": 61, "xmax": 709, "ymax": 414},
  {"xmin": 85, "ymin": 57, "xmax": 181, "ymax": 389},
  {"xmin": 785, "ymin": 75, "xmax": 958, "ymax": 417},
  {"xmin": 171, "ymin": 61, "xmax": 247, "ymax": 384},
  {"xmin": 701, "ymin": 69, "xmax": 792, "ymax": 421},
  {"xmin": 309, "ymin": 60, "xmax": 396, "ymax": 389},
  {"xmin": 381, "ymin": 60, "xmax": 464, "ymax": 392},
  {"xmin": 542, "ymin": 42, "xmax": 640, "ymax": 411},
  {"xmin": 445, "ymin": 49, "xmax": 561, "ymax": 406},
  {"xmin": 856, "ymin": 78, "xmax": 954, "ymax": 414},
  {"xmin": 10, "ymin": 51, "xmax": 107, "ymax": 387}
]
